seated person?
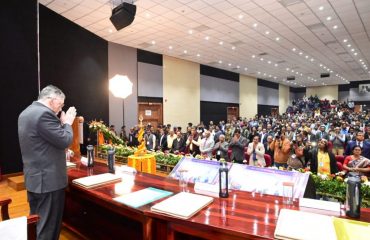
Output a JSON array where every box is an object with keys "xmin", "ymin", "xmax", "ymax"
[{"xmin": 343, "ymin": 145, "xmax": 370, "ymax": 177}]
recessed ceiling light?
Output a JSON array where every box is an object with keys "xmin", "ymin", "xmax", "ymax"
[
  {"xmin": 238, "ymin": 14, "xmax": 244, "ymax": 19},
  {"xmin": 253, "ymin": 23, "xmax": 258, "ymax": 28},
  {"xmin": 244, "ymin": 67, "xmax": 248, "ymax": 71},
  {"xmin": 183, "ymin": 50, "xmax": 187, "ymax": 54},
  {"xmin": 268, "ymin": 61, "xmax": 271, "ymax": 64},
  {"xmin": 319, "ymin": 6, "xmax": 324, "ymax": 11},
  {"xmin": 219, "ymin": 41, "xmax": 223, "ymax": 45},
  {"xmin": 330, "ymin": 70, "xmax": 333, "ymax": 73},
  {"xmin": 218, "ymin": 60, "xmax": 222, "ymax": 64},
  {"xmin": 252, "ymin": 55, "xmax": 256, "ymax": 58},
  {"xmin": 228, "ymin": 63, "xmax": 232, "ymax": 66},
  {"xmin": 291, "ymin": 70, "xmax": 294, "ymax": 73},
  {"xmin": 231, "ymin": 46, "xmax": 236, "ymax": 50},
  {"xmin": 274, "ymin": 76, "xmax": 277, "ymax": 79},
  {"xmin": 326, "ymin": 16, "xmax": 332, "ymax": 21},
  {"xmin": 188, "ymin": 29, "xmax": 193, "ymax": 34},
  {"xmin": 151, "ymin": 40, "xmax": 156, "ymax": 45},
  {"xmin": 108, "ymin": 29, "xmax": 113, "ymax": 33},
  {"xmin": 265, "ymin": 31, "xmax": 270, "ymax": 35},
  {"xmin": 286, "ymin": 68, "xmax": 290, "ymax": 71},
  {"xmin": 320, "ymin": 64, "xmax": 323, "ymax": 67},
  {"xmin": 359, "ymin": 59, "xmax": 363, "ymax": 62},
  {"xmin": 205, "ymin": 36, "xmax": 210, "ymax": 40},
  {"xmin": 354, "ymin": 52, "xmax": 358, "ymax": 56},
  {"xmin": 351, "ymin": 49, "xmax": 355, "ymax": 52},
  {"xmin": 296, "ymin": 71, "xmax": 299, "ymax": 74},
  {"xmin": 299, "ymin": 52, "xmax": 303, "ymax": 55},
  {"xmin": 269, "ymin": 75, "xmax": 272, "ymax": 77},
  {"xmin": 292, "ymin": 48, "xmax": 296, "ymax": 51},
  {"xmin": 310, "ymin": 58, "xmax": 314, "ymax": 62},
  {"xmin": 196, "ymin": 53, "xmax": 200, "ymax": 57},
  {"xmin": 347, "ymin": 44, "xmax": 351, "ymax": 47},
  {"xmin": 237, "ymin": 65, "xmax": 240, "ymax": 69},
  {"xmin": 145, "ymin": 13, "xmax": 151, "ymax": 18},
  {"xmin": 276, "ymin": 37, "xmax": 280, "ymax": 41},
  {"xmin": 258, "ymin": 72, "xmax": 261, "ymax": 74},
  {"xmin": 305, "ymin": 55, "xmax": 309, "ymax": 59},
  {"xmin": 333, "ymin": 25, "xmax": 338, "ymax": 29},
  {"xmin": 168, "ymin": 45, "xmax": 173, "ymax": 49},
  {"xmin": 275, "ymin": 63, "xmax": 278, "ymax": 67},
  {"xmin": 260, "ymin": 58, "xmax": 264, "ymax": 61},
  {"xmin": 263, "ymin": 73, "xmax": 266, "ymax": 76},
  {"xmin": 343, "ymin": 39, "xmax": 348, "ymax": 43}
]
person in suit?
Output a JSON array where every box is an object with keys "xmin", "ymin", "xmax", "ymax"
[
  {"xmin": 18, "ymin": 85, "xmax": 76, "ymax": 240},
  {"xmin": 246, "ymin": 135, "xmax": 266, "ymax": 167},
  {"xmin": 212, "ymin": 134, "xmax": 229, "ymax": 161},
  {"xmin": 259, "ymin": 128, "xmax": 268, "ymax": 144},
  {"xmin": 315, "ymin": 125, "xmax": 329, "ymax": 141},
  {"xmin": 199, "ymin": 130, "xmax": 215, "ymax": 158},
  {"xmin": 345, "ymin": 131, "xmax": 370, "ymax": 159},
  {"xmin": 144, "ymin": 128, "xmax": 156, "ymax": 151},
  {"xmin": 186, "ymin": 127, "xmax": 201, "ymax": 156},
  {"xmin": 171, "ymin": 131, "xmax": 186, "ymax": 154},
  {"xmin": 229, "ymin": 129, "xmax": 248, "ymax": 163},
  {"xmin": 157, "ymin": 128, "xmax": 168, "ymax": 151}
]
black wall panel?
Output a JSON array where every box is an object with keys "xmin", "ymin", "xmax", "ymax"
[
  {"xmin": 200, "ymin": 101, "xmax": 239, "ymax": 127},
  {"xmin": 39, "ymin": 5, "xmax": 109, "ymax": 124},
  {"xmin": 258, "ymin": 104, "xmax": 279, "ymax": 117},
  {"xmin": 0, "ymin": 0, "xmax": 38, "ymax": 174}
]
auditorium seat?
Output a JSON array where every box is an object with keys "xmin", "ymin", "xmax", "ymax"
[
  {"xmin": 336, "ymin": 162, "xmax": 343, "ymax": 172},
  {"xmin": 264, "ymin": 154, "xmax": 272, "ymax": 167},
  {"xmin": 0, "ymin": 198, "xmax": 39, "ymax": 240},
  {"xmin": 335, "ymin": 155, "xmax": 345, "ymax": 164}
]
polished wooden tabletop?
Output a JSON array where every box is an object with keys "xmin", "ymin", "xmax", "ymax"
[{"xmin": 67, "ymin": 158, "xmax": 370, "ymax": 239}]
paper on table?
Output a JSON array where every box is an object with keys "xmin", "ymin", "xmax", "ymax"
[
  {"xmin": 72, "ymin": 173, "xmax": 121, "ymax": 189},
  {"xmin": 274, "ymin": 209, "xmax": 336, "ymax": 240},
  {"xmin": 66, "ymin": 161, "xmax": 76, "ymax": 168},
  {"xmin": 299, "ymin": 198, "xmax": 341, "ymax": 212},
  {"xmin": 151, "ymin": 192, "xmax": 213, "ymax": 219},
  {"xmin": 113, "ymin": 187, "xmax": 173, "ymax": 208}
]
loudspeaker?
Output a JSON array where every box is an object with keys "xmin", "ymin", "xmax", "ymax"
[
  {"xmin": 320, "ymin": 73, "xmax": 330, "ymax": 78},
  {"xmin": 110, "ymin": 2, "xmax": 136, "ymax": 31},
  {"xmin": 287, "ymin": 76, "xmax": 295, "ymax": 81}
]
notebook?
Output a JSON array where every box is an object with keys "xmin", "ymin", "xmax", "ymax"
[
  {"xmin": 151, "ymin": 192, "xmax": 213, "ymax": 219},
  {"xmin": 274, "ymin": 209, "xmax": 336, "ymax": 240},
  {"xmin": 72, "ymin": 173, "xmax": 121, "ymax": 189},
  {"xmin": 333, "ymin": 217, "xmax": 370, "ymax": 240},
  {"xmin": 113, "ymin": 187, "xmax": 173, "ymax": 208}
]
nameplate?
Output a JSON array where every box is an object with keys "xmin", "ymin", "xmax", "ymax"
[{"xmin": 299, "ymin": 198, "xmax": 341, "ymax": 212}]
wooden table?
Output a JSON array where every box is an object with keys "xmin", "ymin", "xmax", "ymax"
[{"xmin": 64, "ymin": 160, "xmax": 370, "ymax": 240}]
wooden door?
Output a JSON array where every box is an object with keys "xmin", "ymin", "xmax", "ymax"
[
  {"xmin": 271, "ymin": 107, "xmax": 279, "ymax": 116},
  {"xmin": 354, "ymin": 105, "xmax": 362, "ymax": 113},
  {"xmin": 227, "ymin": 107, "xmax": 239, "ymax": 121},
  {"xmin": 138, "ymin": 103, "xmax": 163, "ymax": 128}
]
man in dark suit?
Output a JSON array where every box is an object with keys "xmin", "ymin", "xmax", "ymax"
[
  {"xmin": 171, "ymin": 131, "xmax": 186, "ymax": 153},
  {"xmin": 315, "ymin": 125, "xmax": 329, "ymax": 141},
  {"xmin": 157, "ymin": 128, "xmax": 168, "ymax": 151},
  {"xmin": 345, "ymin": 131, "xmax": 370, "ymax": 159},
  {"xmin": 18, "ymin": 85, "xmax": 76, "ymax": 240},
  {"xmin": 229, "ymin": 129, "xmax": 248, "ymax": 163}
]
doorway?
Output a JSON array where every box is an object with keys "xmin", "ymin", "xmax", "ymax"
[{"xmin": 138, "ymin": 102, "xmax": 163, "ymax": 128}]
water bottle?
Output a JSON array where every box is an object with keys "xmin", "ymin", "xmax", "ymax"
[
  {"xmin": 87, "ymin": 145, "xmax": 94, "ymax": 167},
  {"xmin": 345, "ymin": 172, "xmax": 362, "ymax": 218},
  {"xmin": 216, "ymin": 150, "xmax": 221, "ymax": 161},
  {"xmin": 219, "ymin": 162, "xmax": 229, "ymax": 198},
  {"xmin": 107, "ymin": 149, "xmax": 115, "ymax": 173}
]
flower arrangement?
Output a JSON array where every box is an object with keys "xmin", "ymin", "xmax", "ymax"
[
  {"xmin": 298, "ymin": 168, "xmax": 370, "ymax": 207},
  {"xmin": 89, "ymin": 120, "xmax": 124, "ymax": 145},
  {"xmin": 99, "ymin": 144, "xmax": 136, "ymax": 157},
  {"xmin": 155, "ymin": 152, "xmax": 183, "ymax": 166}
]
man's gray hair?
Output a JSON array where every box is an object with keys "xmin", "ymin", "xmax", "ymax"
[{"xmin": 38, "ymin": 85, "xmax": 65, "ymax": 100}]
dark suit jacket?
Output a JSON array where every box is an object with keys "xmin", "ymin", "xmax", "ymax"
[
  {"xmin": 172, "ymin": 137, "xmax": 186, "ymax": 153},
  {"xmin": 310, "ymin": 149, "xmax": 338, "ymax": 174},
  {"xmin": 229, "ymin": 136, "xmax": 248, "ymax": 163},
  {"xmin": 345, "ymin": 140, "xmax": 370, "ymax": 159},
  {"xmin": 157, "ymin": 134, "xmax": 168, "ymax": 151},
  {"xmin": 18, "ymin": 102, "xmax": 73, "ymax": 193},
  {"xmin": 315, "ymin": 131, "xmax": 329, "ymax": 141}
]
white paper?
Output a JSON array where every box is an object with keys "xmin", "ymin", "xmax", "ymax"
[
  {"xmin": 72, "ymin": 173, "xmax": 121, "ymax": 188},
  {"xmin": 66, "ymin": 161, "xmax": 76, "ymax": 168},
  {"xmin": 0, "ymin": 216, "xmax": 27, "ymax": 240},
  {"xmin": 274, "ymin": 209, "xmax": 336, "ymax": 240},
  {"xmin": 299, "ymin": 198, "xmax": 341, "ymax": 212},
  {"xmin": 151, "ymin": 192, "xmax": 213, "ymax": 219}
]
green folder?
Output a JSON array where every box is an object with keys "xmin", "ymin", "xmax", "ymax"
[{"xmin": 113, "ymin": 187, "xmax": 173, "ymax": 208}]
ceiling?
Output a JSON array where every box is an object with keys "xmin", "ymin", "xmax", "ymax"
[{"xmin": 40, "ymin": 0, "xmax": 370, "ymax": 87}]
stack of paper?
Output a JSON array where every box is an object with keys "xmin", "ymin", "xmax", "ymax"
[
  {"xmin": 299, "ymin": 198, "xmax": 341, "ymax": 212},
  {"xmin": 151, "ymin": 192, "xmax": 213, "ymax": 219},
  {"xmin": 274, "ymin": 209, "xmax": 336, "ymax": 240},
  {"xmin": 72, "ymin": 173, "xmax": 121, "ymax": 189},
  {"xmin": 66, "ymin": 162, "xmax": 76, "ymax": 168},
  {"xmin": 113, "ymin": 187, "xmax": 173, "ymax": 208}
]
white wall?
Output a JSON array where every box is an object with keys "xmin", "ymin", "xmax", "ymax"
[
  {"xmin": 240, "ymin": 74, "xmax": 257, "ymax": 118},
  {"xmin": 200, "ymin": 75, "xmax": 239, "ymax": 103},
  {"xmin": 306, "ymin": 85, "xmax": 338, "ymax": 100},
  {"xmin": 279, "ymin": 84, "xmax": 290, "ymax": 114}
]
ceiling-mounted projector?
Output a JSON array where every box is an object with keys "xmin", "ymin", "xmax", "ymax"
[
  {"xmin": 320, "ymin": 73, "xmax": 330, "ymax": 78},
  {"xmin": 287, "ymin": 76, "xmax": 295, "ymax": 81},
  {"xmin": 110, "ymin": 2, "xmax": 136, "ymax": 31}
]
